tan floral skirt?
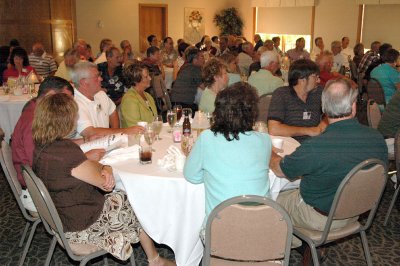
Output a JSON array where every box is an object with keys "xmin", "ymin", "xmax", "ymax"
[{"xmin": 65, "ymin": 191, "xmax": 142, "ymax": 260}]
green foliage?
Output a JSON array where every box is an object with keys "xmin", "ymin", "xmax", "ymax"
[{"xmin": 213, "ymin": 7, "xmax": 243, "ymax": 36}]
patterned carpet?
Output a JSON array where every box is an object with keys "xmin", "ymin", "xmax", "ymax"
[{"xmin": 1, "ymin": 168, "xmax": 400, "ymax": 265}]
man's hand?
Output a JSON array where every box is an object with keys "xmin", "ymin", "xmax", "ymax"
[
  {"xmin": 101, "ymin": 165, "xmax": 115, "ymax": 192},
  {"xmin": 126, "ymin": 126, "xmax": 145, "ymax": 135},
  {"xmin": 85, "ymin": 149, "xmax": 106, "ymax": 161}
]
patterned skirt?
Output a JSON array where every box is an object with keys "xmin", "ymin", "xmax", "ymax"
[{"xmin": 65, "ymin": 191, "xmax": 142, "ymax": 261}]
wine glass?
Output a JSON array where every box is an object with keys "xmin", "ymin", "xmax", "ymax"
[
  {"xmin": 152, "ymin": 115, "xmax": 163, "ymax": 140},
  {"xmin": 144, "ymin": 125, "xmax": 156, "ymax": 151},
  {"xmin": 167, "ymin": 110, "xmax": 177, "ymax": 133},
  {"xmin": 174, "ymin": 105, "xmax": 183, "ymax": 122}
]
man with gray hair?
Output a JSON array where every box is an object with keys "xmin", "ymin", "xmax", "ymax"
[
  {"xmin": 331, "ymin": 40, "xmax": 348, "ymax": 72},
  {"xmin": 270, "ymin": 78, "xmax": 387, "ymax": 255},
  {"xmin": 71, "ymin": 61, "xmax": 143, "ymax": 139},
  {"xmin": 248, "ymin": 51, "xmax": 283, "ymax": 96}
]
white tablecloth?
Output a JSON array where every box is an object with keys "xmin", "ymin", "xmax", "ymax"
[
  {"xmin": 0, "ymin": 94, "xmax": 30, "ymax": 142},
  {"xmin": 110, "ymin": 130, "xmax": 300, "ymax": 266}
]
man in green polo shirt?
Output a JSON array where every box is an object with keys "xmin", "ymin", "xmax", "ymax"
[{"xmin": 270, "ymin": 78, "xmax": 387, "ymax": 237}]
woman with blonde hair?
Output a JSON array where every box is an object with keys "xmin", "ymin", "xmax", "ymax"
[
  {"xmin": 32, "ymin": 93, "xmax": 174, "ymax": 266},
  {"xmin": 218, "ymin": 52, "xmax": 241, "ymax": 86}
]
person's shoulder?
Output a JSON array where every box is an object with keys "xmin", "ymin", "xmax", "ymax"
[{"xmin": 273, "ymin": 86, "xmax": 290, "ymax": 95}]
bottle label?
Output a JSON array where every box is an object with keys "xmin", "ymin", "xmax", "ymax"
[{"xmin": 173, "ymin": 130, "xmax": 182, "ymax": 142}]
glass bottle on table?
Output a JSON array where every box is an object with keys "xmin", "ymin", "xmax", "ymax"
[{"xmin": 182, "ymin": 109, "xmax": 191, "ymax": 136}]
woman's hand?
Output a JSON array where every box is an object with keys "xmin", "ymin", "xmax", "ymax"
[{"xmin": 101, "ymin": 165, "xmax": 115, "ymax": 192}]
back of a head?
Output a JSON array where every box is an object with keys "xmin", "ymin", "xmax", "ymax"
[
  {"xmin": 322, "ymin": 78, "xmax": 357, "ymax": 118},
  {"xmin": 212, "ymin": 82, "xmax": 259, "ymax": 141},
  {"xmin": 260, "ymin": 51, "xmax": 278, "ymax": 68},
  {"xmin": 70, "ymin": 61, "xmax": 97, "ymax": 88},
  {"xmin": 381, "ymin": 48, "xmax": 399, "ymax": 64},
  {"xmin": 32, "ymin": 93, "xmax": 78, "ymax": 146},
  {"xmin": 379, "ymin": 43, "xmax": 392, "ymax": 56},
  {"xmin": 146, "ymin": 46, "xmax": 160, "ymax": 58},
  {"xmin": 38, "ymin": 76, "xmax": 74, "ymax": 99},
  {"xmin": 288, "ymin": 59, "xmax": 319, "ymax": 87},
  {"xmin": 178, "ymin": 42, "xmax": 190, "ymax": 57},
  {"xmin": 9, "ymin": 39, "xmax": 20, "ymax": 47},
  {"xmin": 185, "ymin": 47, "xmax": 200, "ymax": 63},
  {"xmin": 202, "ymin": 58, "xmax": 225, "ymax": 87}
]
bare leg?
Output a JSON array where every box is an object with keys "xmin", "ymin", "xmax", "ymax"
[{"xmin": 139, "ymin": 230, "xmax": 176, "ymax": 266}]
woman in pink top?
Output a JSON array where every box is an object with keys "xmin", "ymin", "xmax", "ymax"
[{"xmin": 2, "ymin": 47, "xmax": 36, "ymax": 82}]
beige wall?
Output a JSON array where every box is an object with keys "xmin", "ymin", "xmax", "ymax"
[
  {"xmin": 76, "ymin": 0, "xmax": 250, "ymax": 54},
  {"xmin": 314, "ymin": 0, "xmax": 359, "ymax": 51}
]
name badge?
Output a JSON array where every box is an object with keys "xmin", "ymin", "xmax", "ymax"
[{"xmin": 303, "ymin": 111, "xmax": 311, "ymax": 120}]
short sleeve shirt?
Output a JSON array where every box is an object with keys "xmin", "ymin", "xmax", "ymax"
[
  {"xmin": 97, "ymin": 62, "xmax": 127, "ymax": 102},
  {"xmin": 33, "ymin": 139, "xmax": 105, "ymax": 232},
  {"xmin": 74, "ymin": 89, "xmax": 116, "ymax": 137},
  {"xmin": 267, "ymin": 86, "xmax": 323, "ymax": 142},
  {"xmin": 280, "ymin": 119, "xmax": 388, "ymax": 213}
]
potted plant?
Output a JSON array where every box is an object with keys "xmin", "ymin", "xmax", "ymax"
[{"xmin": 213, "ymin": 7, "xmax": 244, "ymax": 36}]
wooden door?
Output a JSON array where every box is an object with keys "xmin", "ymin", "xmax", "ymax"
[{"xmin": 139, "ymin": 4, "xmax": 168, "ymax": 53}]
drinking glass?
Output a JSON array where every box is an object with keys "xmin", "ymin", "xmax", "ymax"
[
  {"xmin": 139, "ymin": 144, "xmax": 152, "ymax": 164},
  {"xmin": 253, "ymin": 121, "xmax": 268, "ymax": 133},
  {"xmin": 181, "ymin": 135, "xmax": 194, "ymax": 156},
  {"xmin": 167, "ymin": 110, "xmax": 177, "ymax": 133},
  {"xmin": 144, "ymin": 126, "xmax": 156, "ymax": 151},
  {"xmin": 174, "ymin": 105, "xmax": 183, "ymax": 122},
  {"xmin": 152, "ymin": 115, "xmax": 163, "ymax": 140}
]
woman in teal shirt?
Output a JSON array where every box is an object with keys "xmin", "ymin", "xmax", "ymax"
[
  {"xmin": 184, "ymin": 82, "xmax": 272, "ymax": 226},
  {"xmin": 121, "ymin": 62, "xmax": 158, "ymax": 127}
]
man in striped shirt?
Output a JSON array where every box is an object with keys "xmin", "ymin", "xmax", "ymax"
[{"xmin": 28, "ymin": 42, "xmax": 57, "ymax": 79}]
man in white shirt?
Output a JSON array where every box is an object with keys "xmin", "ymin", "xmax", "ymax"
[
  {"xmin": 310, "ymin": 37, "xmax": 324, "ymax": 61},
  {"xmin": 331, "ymin": 40, "xmax": 348, "ymax": 72},
  {"xmin": 237, "ymin": 42, "xmax": 254, "ymax": 76},
  {"xmin": 341, "ymin": 36, "xmax": 354, "ymax": 60},
  {"xmin": 248, "ymin": 51, "xmax": 283, "ymax": 96},
  {"xmin": 71, "ymin": 61, "xmax": 143, "ymax": 139}
]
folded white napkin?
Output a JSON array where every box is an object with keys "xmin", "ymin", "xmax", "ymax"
[
  {"xmin": 157, "ymin": 145, "xmax": 186, "ymax": 172},
  {"xmin": 100, "ymin": 145, "xmax": 140, "ymax": 165}
]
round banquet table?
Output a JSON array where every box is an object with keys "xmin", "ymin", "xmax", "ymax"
[{"xmin": 108, "ymin": 129, "xmax": 300, "ymax": 266}]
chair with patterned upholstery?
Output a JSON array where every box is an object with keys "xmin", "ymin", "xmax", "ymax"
[
  {"xmin": 0, "ymin": 140, "xmax": 40, "ymax": 266},
  {"xmin": 293, "ymin": 159, "xmax": 387, "ymax": 266},
  {"xmin": 21, "ymin": 165, "xmax": 136, "ymax": 266},
  {"xmin": 203, "ymin": 195, "xmax": 292, "ymax": 266}
]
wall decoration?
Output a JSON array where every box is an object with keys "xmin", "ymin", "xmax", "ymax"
[
  {"xmin": 214, "ymin": 7, "xmax": 243, "ymax": 36},
  {"xmin": 184, "ymin": 7, "xmax": 205, "ymax": 45}
]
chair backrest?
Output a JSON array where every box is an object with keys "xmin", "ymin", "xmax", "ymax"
[
  {"xmin": 257, "ymin": 94, "xmax": 273, "ymax": 123},
  {"xmin": 367, "ymin": 78, "xmax": 386, "ymax": 106},
  {"xmin": 395, "ymin": 129, "xmax": 400, "ymax": 181},
  {"xmin": 203, "ymin": 195, "xmax": 292, "ymax": 266},
  {"xmin": 367, "ymin": 99, "xmax": 381, "ymax": 129},
  {"xmin": 21, "ymin": 165, "xmax": 78, "ymax": 257},
  {"xmin": 0, "ymin": 140, "xmax": 22, "ymax": 196},
  {"xmin": 321, "ymin": 159, "xmax": 387, "ymax": 241}
]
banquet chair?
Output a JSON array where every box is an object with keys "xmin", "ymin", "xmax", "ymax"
[
  {"xmin": 257, "ymin": 94, "xmax": 273, "ymax": 123},
  {"xmin": 293, "ymin": 159, "xmax": 387, "ymax": 266},
  {"xmin": 367, "ymin": 100, "xmax": 381, "ymax": 129},
  {"xmin": 367, "ymin": 78, "xmax": 386, "ymax": 107},
  {"xmin": 21, "ymin": 165, "xmax": 136, "ymax": 266},
  {"xmin": 0, "ymin": 140, "xmax": 40, "ymax": 266},
  {"xmin": 203, "ymin": 195, "xmax": 292, "ymax": 266},
  {"xmin": 384, "ymin": 129, "xmax": 400, "ymax": 226}
]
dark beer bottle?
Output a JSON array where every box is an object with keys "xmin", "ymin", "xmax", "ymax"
[{"xmin": 182, "ymin": 110, "xmax": 191, "ymax": 136}]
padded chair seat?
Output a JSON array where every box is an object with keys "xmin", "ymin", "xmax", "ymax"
[{"xmin": 294, "ymin": 221, "xmax": 361, "ymax": 243}]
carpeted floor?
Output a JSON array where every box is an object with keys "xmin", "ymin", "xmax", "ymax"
[{"xmin": 1, "ymin": 168, "xmax": 400, "ymax": 265}]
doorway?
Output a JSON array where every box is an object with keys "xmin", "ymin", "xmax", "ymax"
[{"xmin": 139, "ymin": 4, "xmax": 168, "ymax": 53}]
